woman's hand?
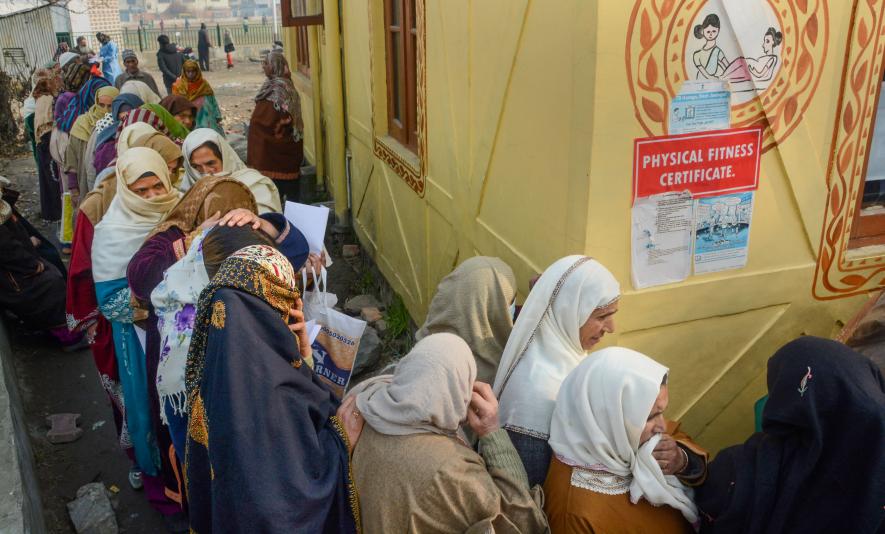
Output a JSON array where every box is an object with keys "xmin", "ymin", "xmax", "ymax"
[
  {"xmin": 336, "ymin": 395, "xmax": 365, "ymax": 454},
  {"xmin": 287, "ymin": 297, "xmax": 312, "ymax": 360},
  {"xmin": 652, "ymin": 434, "xmax": 688, "ymax": 475},
  {"xmin": 304, "ymin": 253, "xmax": 323, "ymax": 274},
  {"xmin": 198, "ymin": 210, "xmax": 222, "ymax": 231},
  {"xmin": 218, "ymin": 208, "xmax": 261, "ymax": 230},
  {"xmin": 467, "ymin": 382, "xmax": 500, "ymax": 438}
]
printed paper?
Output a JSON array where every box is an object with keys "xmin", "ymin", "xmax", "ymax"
[{"xmin": 631, "ymin": 192, "xmax": 694, "ymax": 289}]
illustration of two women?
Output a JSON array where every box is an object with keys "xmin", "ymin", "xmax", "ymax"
[{"xmin": 692, "ymin": 14, "xmax": 782, "ymax": 86}]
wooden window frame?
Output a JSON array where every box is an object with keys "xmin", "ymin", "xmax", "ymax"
[
  {"xmin": 383, "ymin": 0, "xmax": 418, "ymax": 152},
  {"xmin": 849, "ymin": 70, "xmax": 885, "ymax": 248},
  {"xmin": 280, "ymin": 0, "xmax": 321, "ymax": 77}
]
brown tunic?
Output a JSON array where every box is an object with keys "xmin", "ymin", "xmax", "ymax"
[
  {"xmin": 246, "ymin": 99, "xmax": 302, "ymax": 180},
  {"xmin": 353, "ymin": 426, "xmax": 549, "ymax": 533},
  {"xmin": 543, "ymin": 421, "xmax": 707, "ymax": 534}
]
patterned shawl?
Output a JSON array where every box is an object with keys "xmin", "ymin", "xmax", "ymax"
[
  {"xmin": 142, "ymin": 103, "xmax": 190, "ymax": 141},
  {"xmin": 59, "ymin": 76, "xmax": 111, "ymax": 133},
  {"xmin": 148, "ymin": 175, "xmax": 256, "ymax": 238},
  {"xmin": 255, "ymin": 50, "xmax": 303, "ymax": 132},
  {"xmin": 95, "ymin": 93, "xmax": 145, "ymax": 148},
  {"xmin": 61, "ymin": 62, "xmax": 90, "ymax": 93},
  {"xmin": 172, "ymin": 60, "xmax": 214, "ymax": 101}
]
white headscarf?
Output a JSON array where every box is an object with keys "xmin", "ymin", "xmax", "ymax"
[
  {"xmin": 59, "ymin": 52, "xmax": 79, "ymax": 67},
  {"xmin": 350, "ymin": 333, "xmax": 477, "ymax": 437},
  {"xmin": 117, "ymin": 122, "xmax": 162, "ymax": 157},
  {"xmin": 493, "ymin": 255, "xmax": 620, "ymax": 439},
  {"xmin": 181, "ymin": 128, "xmax": 281, "ymax": 214},
  {"xmin": 151, "ymin": 229, "xmax": 210, "ymax": 422},
  {"xmin": 93, "ymin": 147, "xmax": 182, "ymax": 282},
  {"xmin": 120, "ymin": 79, "xmax": 161, "ymax": 105},
  {"xmin": 549, "ymin": 347, "xmax": 698, "ymax": 524}
]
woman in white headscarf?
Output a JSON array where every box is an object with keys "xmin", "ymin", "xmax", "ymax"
[
  {"xmin": 93, "ymin": 147, "xmax": 181, "ymax": 482},
  {"xmin": 350, "ymin": 333, "xmax": 548, "ymax": 533},
  {"xmin": 493, "ymin": 255, "xmax": 621, "ymax": 486},
  {"xmin": 181, "ymin": 128, "xmax": 281, "ymax": 213},
  {"xmin": 119, "ymin": 79, "xmax": 161, "ymax": 105},
  {"xmin": 545, "ymin": 348, "xmax": 706, "ymax": 533}
]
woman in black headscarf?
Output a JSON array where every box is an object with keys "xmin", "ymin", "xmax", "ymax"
[
  {"xmin": 184, "ymin": 245, "xmax": 358, "ymax": 534},
  {"xmin": 696, "ymin": 336, "xmax": 885, "ymax": 534}
]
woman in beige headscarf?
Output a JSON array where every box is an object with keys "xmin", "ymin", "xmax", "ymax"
[
  {"xmin": 416, "ymin": 256, "xmax": 516, "ymax": 385},
  {"xmin": 349, "ymin": 333, "xmax": 548, "ymax": 533}
]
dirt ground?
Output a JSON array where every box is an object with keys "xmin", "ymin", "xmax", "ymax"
[{"xmin": 1, "ymin": 63, "xmax": 411, "ymax": 533}]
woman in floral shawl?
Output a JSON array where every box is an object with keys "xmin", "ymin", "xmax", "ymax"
[
  {"xmin": 247, "ymin": 49, "xmax": 304, "ymax": 205},
  {"xmin": 184, "ymin": 245, "xmax": 358, "ymax": 534},
  {"xmin": 171, "ymin": 59, "xmax": 222, "ymax": 135}
]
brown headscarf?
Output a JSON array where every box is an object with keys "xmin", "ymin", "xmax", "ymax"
[
  {"xmin": 148, "ymin": 175, "xmax": 257, "ymax": 238},
  {"xmin": 159, "ymin": 95, "xmax": 197, "ymax": 117},
  {"xmin": 255, "ymin": 50, "xmax": 303, "ymax": 132}
]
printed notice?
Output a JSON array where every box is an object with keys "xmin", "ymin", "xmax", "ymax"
[
  {"xmin": 631, "ymin": 192, "xmax": 694, "ymax": 289},
  {"xmin": 693, "ymin": 192, "xmax": 754, "ymax": 274},
  {"xmin": 669, "ymin": 81, "xmax": 731, "ymax": 135}
]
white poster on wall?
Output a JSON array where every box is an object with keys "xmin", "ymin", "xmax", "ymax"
[{"xmin": 631, "ymin": 191, "xmax": 694, "ymax": 289}]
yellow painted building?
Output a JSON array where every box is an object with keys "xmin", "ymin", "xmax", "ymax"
[{"xmin": 282, "ymin": 0, "xmax": 885, "ymax": 453}]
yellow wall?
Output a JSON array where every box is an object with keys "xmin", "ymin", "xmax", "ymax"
[{"xmin": 286, "ymin": 1, "xmax": 882, "ymax": 453}]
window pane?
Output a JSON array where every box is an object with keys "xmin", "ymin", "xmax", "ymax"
[
  {"xmin": 861, "ymin": 79, "xmax": 885, "ymax": 215},
  {"xmin": 391, "ymin": 35, "xmax": 402, "ymax": 122},
  {"xmin": 390, "ymin": 0, "xmax": 401, "ymax": 26},
  {"xmin": 410, "ymin": 0, "xmax": 416, "ymax": 31}
]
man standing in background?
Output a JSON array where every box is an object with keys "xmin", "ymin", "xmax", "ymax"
[
  {"xmin": 74, "ymin": 36, "xmax": 93, "ymax": 58},
  {"xmin": 197, "ymin": 23, "xmax": 212, "ymax": 72},
  {"xmin": 156, "ymin": 34, "xmax": 185, "ymax": 94},
  {"xmin": 115, "ymin": 50, "xmax": 161, "ymax": 95}
]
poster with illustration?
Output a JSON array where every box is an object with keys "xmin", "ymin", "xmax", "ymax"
[
  {"xmin": 693, "ymin": 192, "xmax": 754, "ymax": 274},
  {"xmin": 687, "ymin": 1, "xmax": 782, "ymax": 104}
]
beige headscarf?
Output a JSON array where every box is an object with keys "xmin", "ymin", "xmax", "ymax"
[
  {"xmin": 416, "ymin": 256, "xmax": 516, "ymax": 384},
  {"xmin": 351, "ymin": 333, "xmax": 477, "ymax": 437},
  {"xmin": 549, "ymin": 348, "xmax": 698, "ymax": 524},
  {"xmin": 120, "ymin": 79, "xmax": 161, "ymax": 105},
  {"xmin": 92, "ymin": 147, "xmax": 181, "ymax": 282}
]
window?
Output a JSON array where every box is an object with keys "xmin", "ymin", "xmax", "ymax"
[
  {"xmin": 850, "ymin": 65, "xmax": 885, "ymax": 247},
  {"xmin": 292, "ymin": 0, "xmax": 310, "ymax": 76},
  {"xmin": 383, "ymin": 0, "xmax": 418, "ymax": 151}
]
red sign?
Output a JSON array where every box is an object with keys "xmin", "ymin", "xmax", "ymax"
[{"xmin": 633, "ymin": 127, "xmax": 762, "ymax": 201}]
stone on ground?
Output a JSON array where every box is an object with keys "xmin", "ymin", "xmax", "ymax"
[
  {"xmin": 46, "ymin": 413, "xmax": 83, "ymax": 444},
  {"xmin": 374, "ymin": 319, "xmax": 388, "ymax": 335},
  {"xmin": 344, "ymin": 294, "xmax": 384, "ymax": 315},
  {"xmin": 353, "ymin": 326, "xmax": 381, "ymax": 376},
  {"xmin": 66, "ymin": 483, "xmax": 118, "ymax": 534},
  {"xmin": 342, "ymin": 244, "xmax": 360, "ymax": 258},
  {"xmin": 360, "ymin": 307, "xmax": 383, "ymax": 324}
]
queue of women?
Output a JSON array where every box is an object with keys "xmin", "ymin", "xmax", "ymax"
[{"xmin": 6, "ymin": 46, "xmax": 885, "ymax": 534}]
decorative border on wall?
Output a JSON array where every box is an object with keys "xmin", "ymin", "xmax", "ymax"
[
  {"xmin": 626, "ymin": 0, "xmax": 828, "ymax": 154},
  {"xmin": 370, "ymin": 0, "xmax": 428, "ymax": 198},
  {"xmin": 813, "ymin": 0, "xmax": 885, "ymax": 299}
]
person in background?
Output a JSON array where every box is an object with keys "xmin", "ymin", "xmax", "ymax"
[
  {"xmin": 0, "ymin": 177, "xmax": 82, "ymax": 349},
  {"xmin": 172, "ymin": 61, "xmax": 222, "ymax": 135},
  {"xmin": 157, "ymin": 35, "xmax": 185, "ymax": 95},
  {"xmin": 197, "ymin": 23, "xmax": 212, "ymax": 72},
  {"xmin": 65, "ymin": 86, "xmax": 119, "ymax": 205},
  {"xmin": 159, "ymin": 19, "xmax": 165, "ymax": 31},
  {"xmin": 493, "ymin": 255, "xmax": 621, "ymax": 486},
  {"xmin": 32, "ymin": 74, "xmax": 62, "ymax": 223},
  {"xmin": 242, "ymin": 16, "xmax": 249, "ymax": 33},
  {"xmin": 348, "ymin": 333, "xmax": 549, "ymax": 532},
  {"xmin": 247, "ymin": 50, "xmax": 303, "ymax": 205},
  {"xmin": 97, "ymin": 33, "xmax": 122, "ymax": 82},
  {"xmin": 223, "ymin": 29, "xmax": 235, "ymax": 69},
  {"xmin": 75, "ymin": 36, "xmax": 93, "ymax": 57},
  {"xmin": 696, "ymin": 337, "xmax": 885, "ymax": 534},
  {"xmin": 115, "ymin": 50, "xmax": 160, "ymax": 95},
  {"xmin": 184, "ymin": 18, "xmax": 190, "ymax": 30},
  {"xmin": 53, "ymin": 41, "xmax": 70, "ymax": 62},
  {"xmin": 417, "ymin": 256, "xmax": 516, "ymax": 385},
  {"xmin": 183, "ymin": 128, "xmax": 280, "ymax": 212},
  {"xmin": 184, "ymin": 244, "xmax": 359, "ymax": 533},
  {"xmin": 545, "ymin": 348, "xmax": 707, "ymax": 533}
]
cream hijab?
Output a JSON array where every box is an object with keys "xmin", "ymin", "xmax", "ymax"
[
  {"xmin": 350, "ymin": 333, "xmax": 476, "ymax": 437},
  {"xmin": 549, "ymin": 348, "xmax": 698, "ymax": 524},
  {"xmin": 120, "ymin": 80, "xmax": 161, "ymax": 105},
  {"xmin": 93, "ymin": 147, "xmax": 182, "ymax": 282},
  {"xmin": 493, "ymin": 255, "xmax": 620, "ymax": 439},
  {"xmin": 181, "ymin": 128, "xmax": 281, "ymax": 214},
  {"xmin": 416, "ymin": 256, "xmax": 516, "ymax": 384}
]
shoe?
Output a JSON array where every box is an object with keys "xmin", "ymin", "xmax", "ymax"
[{"xmin": 128, "ymin": 467, "xmax": 143, "ymax": 490}]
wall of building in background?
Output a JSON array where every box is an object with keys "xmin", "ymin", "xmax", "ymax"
[{"xmin": 295, "ymin": 0, "xmax": 879, "ymax": 455}]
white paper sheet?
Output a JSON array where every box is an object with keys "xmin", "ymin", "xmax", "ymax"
[
  {"xmin": 284, "ymin": 201, "xmax": 330, "ymax": 254},
  {"xmin": 305, "ymin": 319, "xmax": 322, "ymax": 346},
  {"xmin": 631, "ymin": 192, "xmax": 694, "ymax": 289},
  {"xmin": 693, "ymin": 192, "xmax": 754, "ymax": 274}
]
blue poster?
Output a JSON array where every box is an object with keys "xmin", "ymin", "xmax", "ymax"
[
  {"xmin": 694, "ymin": 192, "xmax": 754, "ymax": 274},
  {"xmin": 669, "ymin": 86, "xmax": 731, "ymax": 135}
]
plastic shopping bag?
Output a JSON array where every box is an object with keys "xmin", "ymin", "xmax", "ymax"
[
  {"xmin": 59, "ymin": 192, "xmax": 74, "ymax": 244},
  {"xmin": 301, "ymin": 268, "xmax": 367, "ymax": 398}
]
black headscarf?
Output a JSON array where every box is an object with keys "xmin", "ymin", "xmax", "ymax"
[
  {"xmin": 184, "ymin": 245, "xmax": 359, "ymax": 533},
  {"xmin": 696, "ymin": 337, "xmax": 885, "ymax": 534}
]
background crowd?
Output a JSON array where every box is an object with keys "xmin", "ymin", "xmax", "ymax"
[{"xmin": 1, "ymin": 32, "xmax": 883, "ymax": 534}]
